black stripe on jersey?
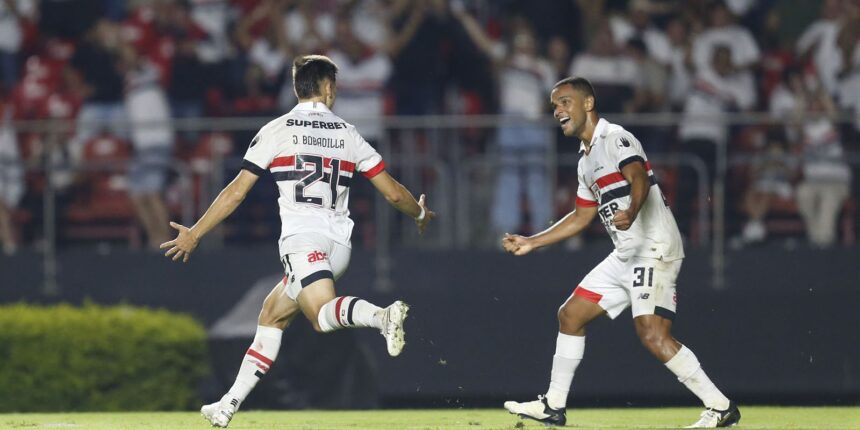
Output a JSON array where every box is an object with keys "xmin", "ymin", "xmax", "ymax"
[
  {"xmin": 241, "ymin": 160, "xmax": 267, "ymax": 176},
  {"xmin": 654, "ymin": 306, "xmax": 676, "ymax": 321},
  {"xmin": 618, "ymin": 155, "xmax": 646, "ymax": 171},
  {"xmin": 346, "ymin": 298, "xmax": 358, "ymax": 325},
  {"xmin": 599, "ymin": 175, "xmax": 657, "ymax": 205},
  {"xmin": 271, "ymin": 171, "xmax": 352, "ymax": 187},
  {"xmin": 301, "ymin": 270, "xmax": 334, "ymax": 287}
]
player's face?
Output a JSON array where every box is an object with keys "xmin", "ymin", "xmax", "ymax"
[{"xmin": 551, "ymin": 85, "xmax": 589, "ymax": 138}]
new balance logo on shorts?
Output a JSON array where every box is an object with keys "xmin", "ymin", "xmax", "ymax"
[
  {"xmin": 308, "ymin": 251, "xmax": 328, "ymax": 263},
  {"xmin": 638, "ymin": 293, "xmax": 650, "ymax": 300}
]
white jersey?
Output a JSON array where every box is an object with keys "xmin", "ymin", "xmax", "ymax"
[
  {"xmin": 575, "ymin": 118, "xmax": 684, "ymax": 261},
  {"xmin": 242, "ymin": 101, "xmax": 385, "ymax": 255}
]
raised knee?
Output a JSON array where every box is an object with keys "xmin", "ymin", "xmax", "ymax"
[{"xmin": 557, "ymin": 305, "xmax": 585, "ymax": 334}]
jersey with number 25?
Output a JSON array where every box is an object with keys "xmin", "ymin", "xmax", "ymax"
[{"xmin": 241, "ymin": 101, "xmax": 385, "ymax": 254}]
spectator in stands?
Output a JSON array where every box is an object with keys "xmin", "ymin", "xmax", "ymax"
[
  {"xmin": 569, "ymin": 23, "xmax": 639, "ymax": 113},
  {"xmin": 796, "ymin": 0, "xmax": 844, "ymax": 95},
  {"xmin": 283, "ymin": 0, "xmax": 335, "ymax": 54},
  {"xmin": 327, "ymin": 15, "xmax": 392, "ymax": 143},
  {"xmin": 739, "ymin": 128, "xmax": 796, "ymax": 245},
  {"xmin": 66, "ymin": 20, "xmax": 127, "ymax": 165},
  {"xmin": 0, "ymin": 0, "xmax": 35, "ymax": 92},
  {"xmin": 387, "ymin": 0, "xmax": 448, "ymax": 115},
  {"xmin": 609, "ymin": 0, "xmax": 673, "ymax": 65},
  {"xmin": 121, "ymin": 44, "xmax": 173, "ymax": 250},
  {"xmin": 677, "ymin": 45, "xmax": 756, "ymax": 236},
  {"xmin": 666, "ymin": 17, "xmax": 693, "ymax": 110},
  {"xmin": 625, "ymin": 37, "xmax": 668, "ymax": 114},
  {"xmin": 234, "ymin": 0, "xmax": 291, "ymax": 116},
  {"xmin": 455, "ymin": 9, "xmax": 555, "ymax": 236},
  {"xmin": 547, "ymin": 36, "xmax": 571, "ymax": 82},
  {"xmin": 0, "ymin": 96, "xmax": 21, "ymax": 254},
  {"xmin": 794, "ymin": 86, "xmax": 852, "ymax": 248},
  {"xmin": 691, "ymin": 2, "xmax": 760, "ymax": 76}
]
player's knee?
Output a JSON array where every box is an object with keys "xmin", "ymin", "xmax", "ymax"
[
  {"xmin": 637, "ymin": 327, "xmax": 666, "ymax": 350},
  {"xmin": 557, "ymin": 305, "xmax": 585, "ymax": 334}
]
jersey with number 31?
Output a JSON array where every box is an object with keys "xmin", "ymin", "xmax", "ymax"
[{"xmin": 241, "ymin": 101, "xmax": 385, "ymax": 254}]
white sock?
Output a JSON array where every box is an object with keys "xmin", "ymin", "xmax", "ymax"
[
  {"xmin": 545, "ymin": 333, "xmax": 585, "ymax": 409},
  {"xmin": 665, "ymin": 345, "xmax": 731, "ymax": 410},
  {"xmin": 225, "ymin": 325, "xmax": 283, "ymax": 408},
  {"xmin": 317, "ymin": 296, "xmax": 383, "ymax": 332}
]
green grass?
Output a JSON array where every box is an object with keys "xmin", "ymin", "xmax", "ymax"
[{"xmin": 1, "ymin": 407, "xmax": 858, "ymax": 429}]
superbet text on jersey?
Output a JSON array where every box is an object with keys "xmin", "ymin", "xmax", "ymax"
[
  {"xmin": 241, "ymin": 101, "xmax": 386, "ymax": 256},
  {"xmin": 574, "ymin": 118, "xmax": 684, "ymax": 261}
]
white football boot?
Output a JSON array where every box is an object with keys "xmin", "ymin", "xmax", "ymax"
[
  {"xmin": 200, "ymin": 394, "xmax": 239, "ymax": 428},
  {"xmin": 685, "ymin": 402, "xmax": 741, "ymax": 428},
  {"xmin": 504, "ymin": 395, "xmax": 567, "ymax": 426},
  {"xmin": 379, "ymin": 301, "xmax": 409, "ymax": 356}
]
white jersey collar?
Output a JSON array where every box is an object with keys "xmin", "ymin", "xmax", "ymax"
[
  {"xmin": 579, "ymin": 117, "xmax": 609, "ymax": 153},
  {"xmin": 292, "ymin": 101, "xmax": 333, "ymax": 113}
]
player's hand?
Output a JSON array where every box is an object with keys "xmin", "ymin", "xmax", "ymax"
[
  {"xmin": 160, "ymin": 222, "xmax": 199, "ymax": 263},
  {"xmin": 612, "ymin": 209, "xmax": 636, "ymax": 231},
  {"xmin": 415, "ymin": 194, "xmax": 436, "ymax": 235},
  {"xmin": 502, "ymin": 233, "xmax": 535, "ymax": 256}
]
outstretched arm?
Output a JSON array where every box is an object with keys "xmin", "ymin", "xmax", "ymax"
[
  {"xmin": 161, "ymin": 169, "xmax": 259, "ymax": 262},
  {"xmin": 369, "ymin": 170, "xmax": 435, "ymax": 234},
  {"xmin": 503, "ymin": 204, "xmax": 598, "ymax": 256}
]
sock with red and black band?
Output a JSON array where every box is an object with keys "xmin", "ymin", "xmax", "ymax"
[
  {"xmin": 318, "ymin": 296, "xmax": 384, "ymax": 332},
  {"xmin": 224, "ymin": 325, "xmax": 283, "ymax": 408}
]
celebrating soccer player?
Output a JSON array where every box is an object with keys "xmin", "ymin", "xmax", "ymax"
[
  {"xmin": 160, "ymin": 55, "xmax": 435, "ymax": 428},
  {"xmin": 501, "ymin": 77, "xmax": 739, "ymax": 428}
]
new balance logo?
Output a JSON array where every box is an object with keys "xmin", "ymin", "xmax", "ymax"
[
  {"xmin": 638, "ymin": 293, "xmax": 650, "ymax": 300},
  {"xmin": 308, "ymin": 251, "xmax": 328, "ymax": 263}
]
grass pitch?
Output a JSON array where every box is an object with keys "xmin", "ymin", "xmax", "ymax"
[{"xmin": 1, "ymin": 407, "xmax": 858, "ymax": 429}]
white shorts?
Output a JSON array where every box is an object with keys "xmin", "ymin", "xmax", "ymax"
[
  {"xmin": 571, "ymin": 253, "xmax": 682, "ymax": 320},
  {"xmin": 279, "ymin": 233, "xmax": 351, "ymax": 301}
]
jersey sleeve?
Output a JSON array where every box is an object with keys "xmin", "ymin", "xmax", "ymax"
[
  {"xmin": 350, "ymin": 127, "xmax": 385, "ymax": 179},
  {"xmin": 241, "ymin": 130, "xmax": 278, "ymax": 176},
  {"xmin": 606, "ymin": 131, "xmax": 647, "ymax": 172},
  {"xmin": 576, "ymin": 170, "xmax": 598, "ymax": 208}
]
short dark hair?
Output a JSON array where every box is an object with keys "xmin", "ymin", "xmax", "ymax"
[
  {"xmin": 553, "ymin": 76, "xmax": 596, "ymax": 99},
  {"xmin": 292, "ymin": 55, "xmax": 338, "ymax": 99}
]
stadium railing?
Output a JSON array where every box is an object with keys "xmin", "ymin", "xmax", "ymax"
[{"xmin": 4, "ymin": 113, "xmax": 858, "ymax": 293}]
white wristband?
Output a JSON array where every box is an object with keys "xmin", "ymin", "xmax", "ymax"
[{"xmin": 415, "ymin": 206, "xmax": 426, "ymax": 222}]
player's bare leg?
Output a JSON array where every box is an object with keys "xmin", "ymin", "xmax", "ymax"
[
  {"xmin": 505, "ymin": 295, "xmax": 605, "ymax": 426},
  {"xmin": 634, "ymin": 315, "xmax": 740, "ymax": 428},
  {"xmin": 299, "ymin": 278, "xmax": 409, "ymax": 356},
  {"xmin": 203, "ymin": 280, "xmax": 300, "ymax": 428}
]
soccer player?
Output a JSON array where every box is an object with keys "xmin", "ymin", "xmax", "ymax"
[
  {"xmin": 501, "ymin": 77, "xmax": 740, "ymax": 428},
  {"xmin": 160, "ymin": 55, "xmax": 435, "ymax": 428}
]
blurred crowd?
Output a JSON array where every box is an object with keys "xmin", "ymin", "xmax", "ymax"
[{"xmin": 0, "ymin": 0, "xmax": 858, "ymax": 253}]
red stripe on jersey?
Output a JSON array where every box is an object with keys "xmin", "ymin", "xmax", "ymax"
[
  {"xmin": 323, "ymin": 158, "xmax": 332, "ymax": 169},
  {"xmin": 246, "ymin": 348, "xmax": 274, "ymax": 366},
  {"xmin": 334, "ymin": 296, "xmax": 347, "ymax": 326},
  {"xmin": 270, "ymin": 156, "xmax": 295, "ymax": 168},
  {"xmin": 573, "ymin": 286, "xmax": 603, "ymax": 304},
  {"xmin": 341, "ymin": 161, "xmax": 355, "ymax": 173},
  {"xmin": 362, "ymin": 160, "xmax": 386, "ymax": 178},
  {"xmin": 595, "ymin": 161, "xmax": 653, "ymax": 189},
  {"xmin": 576, "ymin": 196, "xmax": 598, "ymax": 207},
  {"xmin": 595, "ymin": 172, "xmax": 626, "ymax": 189},
  {"xmin": 252, "ymin": 361, "xmax": 269, "ymax": 372}
]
